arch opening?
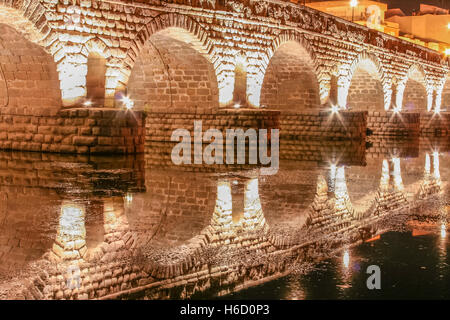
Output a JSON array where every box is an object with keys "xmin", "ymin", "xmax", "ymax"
[
  {"xmin": 347, "ymin": 58, "xmax": 385, "ymax": 111},
  {"xmin": 126, "ymin": 27, "xmax": 219, "ymax": 113},
  {"xmin": 403, "ymin": 66, "xmax": 428, "ymax": 112},
  {"xmin": 0, "ymin": 23, "xmax": 61, "ymax": 116},
  {"xmin": 260, "ymin": 41, "xmax": 320, "ymax": 112},
  {"xmin": 86, "ymin": 52, "xmax": 107, "ymax": 106},
  {"xmin": 233, "ymin": 57, "xmax": 247, "ymax": 107},
  {"xmin": 441, "ymin": 73, "xmax": 450, "ymax": 112}
]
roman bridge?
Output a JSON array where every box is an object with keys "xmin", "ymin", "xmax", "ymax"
[{"xmin": 0, "ymin": 0, "xmax": 448, "ymax": 155}]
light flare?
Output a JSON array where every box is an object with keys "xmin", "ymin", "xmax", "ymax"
[
  {"xmin": 121, "ymin": 96, "xmax": 134, "ymax": 110},
  {"xmin": 441, "ymin": 223, "xmax": 447, "ymax": 239},
  {"xmin": 343, "ymin": 249, "xmax": 350, "ymax": 268}
]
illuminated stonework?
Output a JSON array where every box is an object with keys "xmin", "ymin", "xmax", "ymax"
[
  {"xmin": 0, "ymin": 0, "xmax": 447, "ymax": 154},
  {"xmin": 52, "ymin": 202, "xmax": 87, "ymax": 262}
]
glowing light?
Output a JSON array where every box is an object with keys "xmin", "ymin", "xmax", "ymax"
[
  {"xmin": 427, "ymin": 93, "xmax": 434, "ymax": 112},
  {"xmin": 435, "ymin": 92, "xmax": 442, "ymax": 113},
  {"xmin": 365, "ymin": 235, "xmax": 381, "ymax": 243},
  {"xmin": 433, "ymin": 151, "xmax": 440, "ymax": 180},
  {"xmin": 124, "ymin": 192, "xmax": 133, "ymax": 205},
  {"xmin": 53, "ymin": 202, "xmax": 86, "ymax": 261},
  {"xmin": 212, "ymin": 180, "xmax": 233, "ymax": 229},
  {"xmin": 233, "ymin": 103, "xmax": 241, "ymax": 109},
  {"xmin": 393, "ymin": 106, "xmax": 402, "ymax": 114},
  {"xmin": 219, "ymin": 81, "xmax": 234, "ymax": 106},
  {"xmin": 331, "ymin": 105, "xmax": 340, "ymax": 114},
  {"xmin": 83, "ymin": 100, "xmax": 92, "ymax": 107},
  {"xmin": 337, "ymin": 81, "xmax": 349, "ymax": 109},
  {"xmin": 343, "ymin": 249, "xmax": 350, "ymax": 268},
  {"xmin": 328, "ymin": 163, "xmax": 337, "ymax": 192},
  {"xmin": 330, "ymin": 163, "xmax": 337, "ymax": 173},
  {"xmin": 441, "ymin": 223, "xmax": 447, "ymax": 239},
  {"xmin": 59, "ymin": 203, "xmax": 85, "ymax": 238},
  {"xmin": 350, "ymin": 0, "xmax": 358, "ymax": 8},
  {"xmin": 380, "ymin": 159, "xmax": 390, "ymax": 192},
  {"xmin": 232, "ymin": 180, "xmax": 238, "ymax": 185},
  {"xmin": 425, "ymin": 153, "xmax": 431, "ymax": 176},
  {"xmin": 445, "ymin": 48, "xmax": 450, "ymax": 56},
  {"xmin": 335, "ymin": 166, "xmax": 349, "ymax": 200},
  {"xmin": 392, "ymin": 157, "xmax": 404, "ymax": 191},
  {"xmin": 243, "ymin": 178, "xmax": 265, "ymax": 230},
  {"xmin": 247, "ymin": 72, "xmax": 263, "ymax": 107},
  {"xmin": 121, "ymin": 96, "xmax": 134, "ymax": 110},
  {"xmin": 448, "ymin": 23, "xmax": 450, "ymax": 30}
]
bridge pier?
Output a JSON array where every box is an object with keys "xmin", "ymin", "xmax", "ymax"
[
  {"xmin": 367, "ymin": 111, "xmax": 420, "ymax": 137},
  {"xmin": 420, "ymin": 112, "xmax": 450, "ymax": 136}
]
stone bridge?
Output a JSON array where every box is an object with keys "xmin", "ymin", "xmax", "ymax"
[{"xmin": 0, "ymin": 0, "xmax": 449, "ymax": 155}]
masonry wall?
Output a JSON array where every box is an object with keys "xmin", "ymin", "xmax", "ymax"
[
  {"xmin": 127, "ymin": 30, "xmax": 219, "ymax": 113},
  {"xmin": 0, "ymin": 0, "xmax": 445, "ymax": 156},
  {"xmin": 0, "ymin": 187, "xmax": 60, "ymax": 274},
  {"xmin": 368, "ymin": 111, "xmax": 420, "ymax": 136},
  {"xmin": 420, "ymin": 112, "xmax": 450, "ymax": 136},
  {"xmin": 442, "ymin": 76, "xmax": 450, "ymax": 110},
  {"xmin": 367, "ymin": 137, "xmax": 420, "ymax": 159},
  {"xmin": 0, "ymin": 108, "xmax": 145, "ymax": 154},
  {"xmin": 126, "ymin": 170, "xmax": 217, "ymax": 247},
  {"xmin": 403, "ymin": 79, "xmax": 428, "ymax": 112},
  {"xmin": 259, "ymin": 164, "xmax": 320, "ymax": 233},
  {"xmin": 260, "ymin": 41, "xmax": 320, "ymax": 111},
  {"xmin": 279, "ymin": 111, "xmax": 367, "ymax": 140},
  {"xmin": 279, "ymin": 140, "xmax": 367, "ymax": 165},
  {"xmin": 145, "ymin": 109, "xmax": 279, "ymax": 142},
  {"xmin": 0, "ymin": 151, "xmax": 144, "ymax": 275},
  {"xmin": 0, "ymin": 23, "xmax": 61, "ymax": 116},
  {"xmin": 347, "ymin": 66, "xmax": 384, "ymax": 111}
]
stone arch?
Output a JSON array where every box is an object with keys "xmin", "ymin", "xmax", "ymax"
[
  {"xmin": 0, "ymin": 2, "xmax": 61, "ymax": 115},
  {"xmin": 120, "ymin": 13, "xmax": 219, "ymax": 111},
  {"xmin": 0, "ymin": 0, "xmax": 52, "ymax": 45},
  {"xmin": 0, "ymin": 23, "xmax": 61, "ymax": 116},
  {"xmin": 259, "ymin": 31, "xmax": 321, "ymax": 112},
  {"xmin": 401, "ymin": 64, "xmax": 430, "ymax": 112},
  {"xmin": 83, "ymin": 38, "xmax": 113, "ymax": 107},
  {"xmin": 346, "ymin": 52, "xmax": 388, "ymax": 111},
  {"xmin": 57, "ymin": 37, "xmax": 115, "ymax": 107}
]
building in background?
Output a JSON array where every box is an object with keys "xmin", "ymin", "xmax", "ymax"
[
  {"xmin": 301, "ymin": 1, "xmax": 450, "ymax": 55},
  {"xmin": 386, "ymin": 4, "xmax": 450, "ymax": 54},
  {"xmin": 304, "ymin": 0, "xmax": 400, "ymax": 36}
]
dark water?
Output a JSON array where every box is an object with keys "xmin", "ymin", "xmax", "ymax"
[{"xmin": 224, "ymin": 231, "xmax": 450, "ymax": 300}]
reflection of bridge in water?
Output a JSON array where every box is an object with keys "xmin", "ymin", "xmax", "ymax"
[{"xmin": 0, "ymin": 137, "xmax": 448, "ymax": 299}]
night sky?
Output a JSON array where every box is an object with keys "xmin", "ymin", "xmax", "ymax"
[{"xmin": 383, "ymin": 0, "xmax": 450, "ymax": 14}]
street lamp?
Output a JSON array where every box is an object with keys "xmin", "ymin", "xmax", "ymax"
[{"xmin": 350, "ymin": 0, "xmax": 358, "ymax": 22}]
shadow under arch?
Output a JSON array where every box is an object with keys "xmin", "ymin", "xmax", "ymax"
[
  {"xmin": 260, "ymin": 31, "xmax": 321, "ymax": 112},
  {"xmin": 0, "ymin": 22, "xmax": 61, "ymax": 115},
  {"xmin": 119, "ymin": 13, "xmax": 220, "ymax": 111},
  {"xmin": 346, "ymin": 51, "xmax": 388, "ymax": 111},
  {"xmin": 401, "ymin": 64, "xmax": 430, "ymax": 112},
  {"xmin": 440, "ymin": 72, "xmax": 450, "ymax": 112},
  {"xmin": 124, "ymin": 28, "xmax": 219, "ymax": 113}
]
